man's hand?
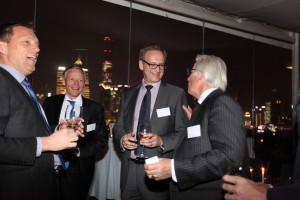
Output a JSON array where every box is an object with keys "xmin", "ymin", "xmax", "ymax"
[
  {"xmin": 140, "ymin": 133, "xmax": 163, "ymax": 148},
  {"xmin": 41, "ymin": 128, "xmax": 79, "ymax": 152},
  {"xmin": 144, "ymin": 158, "xmax": 172, "ymax": 181},
  {"xmin": 121, "ymin": 132, "xmax": 137, "ymax": 150},
  {"xmin": 182, "ymin": 104, "xmax": 192, "ymax": 120},
  {"xmin": 222, "ymin": 175, "xmax": 268, "ymax": 200},
  {"xmin": 59, "ymin": 118, "xmax": 84, "ymax": 137}
]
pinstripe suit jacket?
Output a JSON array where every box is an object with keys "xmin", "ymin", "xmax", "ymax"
[{"xmin": 170, "ymin": 89, "xmax": 248, "ymax": 200}]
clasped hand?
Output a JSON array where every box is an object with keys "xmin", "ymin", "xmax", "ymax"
[{"xmin": 122, "ymin": 132, "xmax": 163, "ymax": 149}]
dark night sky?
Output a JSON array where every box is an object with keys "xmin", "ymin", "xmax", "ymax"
[{"xmin": 1, "ymin": 0, "xmax": 293, "ymax": 115}]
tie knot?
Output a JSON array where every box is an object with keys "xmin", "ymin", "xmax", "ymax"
[
  {"xmin": 145, "ymin": 85, "xmax": 153, "ymax": 91},
  {"xmin": 22, "ymin": 78, "xmax": 30, "ymax": 87},
  {"xmin": 68, "ymin": 100, "xmax": 75, "ymax": 106}
]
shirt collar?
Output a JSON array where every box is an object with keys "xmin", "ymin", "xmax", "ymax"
[
  {"xmin": 198, "ymin": 88, "xmax": 218, "ymax": 104},
  {"xmin": 141, "ymin": 79, "xmax": 161, "ymax": 90},
  {"xmin": 0, "ymin": 64, "xmax": 26, "ymax": 83},
  {"xmin": 64, "ymin": 94, "xmax": 83, "ymax": 105}
]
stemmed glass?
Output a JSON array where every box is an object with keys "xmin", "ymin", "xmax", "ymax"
[
  {"xmin": 136, "ymin": 123, "xmax": 151, "ymax": 160},
  {"xmin": 64, "ymin": 104, "xmax": 83, "ymax": 131}
]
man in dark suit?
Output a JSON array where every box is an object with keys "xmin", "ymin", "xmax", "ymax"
[
  {"xmin": 113, "ymin": 44, "xmax": 188, "ymax": 200},
  {"xmin": 222, "ymin": 93, "xmax": 300, "ymax": 200},
  {"xmin": 43, "ymin": 66, "xmax": 108, "ymax": 200},
  {"xmin": 145, "ymin": 55, "xmax": 248, "ymax": 199},
  {"xmin": 0, "ymin": 23, "xmax": 81, "ymax": 200}
]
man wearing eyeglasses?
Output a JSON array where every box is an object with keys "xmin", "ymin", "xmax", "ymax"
[
  {"xmin": 113, "ymin": 44, "xmax": 188, "ymax": 200},
  {"xmin": 144, "ymin": 55, "xmax": 248, "ymax": 199}
]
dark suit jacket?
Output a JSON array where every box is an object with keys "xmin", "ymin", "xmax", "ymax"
[
  {"xmin": 171, "ymin": 89, "xmax": 248, "ymax": 200},
  {"xmin": 113, "ymin": 82, "xmax": 188, "ymax": 191},
  {"xmin": 43, "ymin": 94, "xmax": 108, "ymax": 200},
  {"xmin": 0, "ymin": 68, "xmax": 58, "ymax": 200}
]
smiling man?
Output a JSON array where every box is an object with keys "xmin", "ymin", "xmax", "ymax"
[
  {"xmin": 0, "ymin": 23, "xmax": 82, "ymax": 200},
  {"xmin": 43, "ymin": 65, "xmax": 108, "ymax": 200},
  {"xmin": 113, "ymin": 44, "xmax": 188, "ymax": 200}
]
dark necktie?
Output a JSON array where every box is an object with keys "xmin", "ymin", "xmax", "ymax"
[
  {"xmin": 138, "ymin": 85, "xmax": 153, "ymax": 124},
  {"xmin": 67, "ymin": 100, "xmax": 76, "ymax": 118},
  {"xmin": 135, "ymin": 85, "xmax": 153, "ymax": 156},
  {"xmin": 22, "ymin": 78, "xmax": 51, "ymax": 134},
  {"xmin": 22, "ymin": 78, "xmax": 65, "ymax": 168}
]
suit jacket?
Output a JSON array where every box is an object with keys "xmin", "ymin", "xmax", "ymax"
[
  {"xmin": 170, "ymin": 89, "xmax": 248, "ymax": 200},
  {"xmin": 113, "ymin": 82, "xmax": 188, "ymax": 191},
  {"xmin": 0, "ymin": 68, "xmax": 58, "ymax": 200},
  {"xmin": 43, "ymin": 94, "xmax": 108, "ymax": 200}
]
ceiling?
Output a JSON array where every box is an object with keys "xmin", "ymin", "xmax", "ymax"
[{"xmin": 189, "ymin": 0, "xmax": 300, "ymax": 33}]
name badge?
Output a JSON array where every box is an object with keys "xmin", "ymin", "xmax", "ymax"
[
  {"xmin": 187, "ymin": 124, "xmax": 201, "ymax": 138},
  {"xmin": 87, "ymin": 123, "xmax": 96, "ymax": 132},
  {"xmin": 156, "ymin": 107, "xmax": 171, "ymax": 118}
]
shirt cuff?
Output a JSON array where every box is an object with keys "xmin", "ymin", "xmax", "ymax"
[
  {"xmin": 171, "ymin": 159, "xmax": 178, "ymax": 182},
  {"xmin": 76, "ymin": 148, "xmax": 80, "ymax": 157},
  {"xmin": 36, "ymin": 137, "xmax": 42, "ymax": 157},
  {"xmin": 54, "ymin": 124, "xmax": 60, "ymax": 132},
  {"xmin": 120, "ymin": 136, "xmax": 126, "ymax": 152}
]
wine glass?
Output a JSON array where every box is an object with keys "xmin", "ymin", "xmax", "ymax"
[
  {"xmin": 136, "ymin": 123, "xmax": 151, "ymax": 160},
  {"xmin": 64, "ymin": 104, "xmax": 83, "ymax": 131}
]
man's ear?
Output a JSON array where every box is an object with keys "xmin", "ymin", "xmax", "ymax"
[
  {"xmin": 139, "ymin": 60, "xmax": 144, "ymax": 71},
  {"xmin": 62, "ymin": 79, "xmax": 66, "ymax": 86},
  {"xmin": 0, "ymin": 41, "xmax": 8, "ymax": 55}
]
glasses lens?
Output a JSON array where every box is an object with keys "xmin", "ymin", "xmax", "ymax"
[
  {"xmin": 158, "ymin": 65, "xmax": 166, "ymax": 70},
  {"xmin": 148, "ymin": 63, "xmax": 165, "ymax": 70}
]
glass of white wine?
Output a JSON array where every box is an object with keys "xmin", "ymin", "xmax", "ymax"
[
  {"xmin": 136, "ymin": 123, "xmax": 151, "ymax": 160},
  {"xmin": 64, "ymin": 105, "xmax": 83, "ymax": 131}
]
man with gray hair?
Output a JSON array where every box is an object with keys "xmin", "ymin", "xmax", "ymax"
[{"xmin": 145, "ymin": 55, "xmax": 248, "ymax": 199}]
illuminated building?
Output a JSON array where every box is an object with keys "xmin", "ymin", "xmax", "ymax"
[
  {"xmin": 98, "ymin": 36, "xmax": 128, "ymax": 123},
  {"xmin": 56, "ymin": 66, "xmax": 66, "ymax": 95},
  {"xmin": 244, "ymin": 111, "xmax": 251, "ymax": 126}
]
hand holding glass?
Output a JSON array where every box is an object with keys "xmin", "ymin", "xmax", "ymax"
[
  {"xmin": 136, "ymin": 124, "xmax": 151, "ymax": 159},
  {"xmin": 65, "ymin": 105, "xmax": 83, "ymax": 131}
]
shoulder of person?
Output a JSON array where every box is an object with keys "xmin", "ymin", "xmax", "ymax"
[
  {"xmin": 161, "ymin": 82, "xmax": 185, "ymax": 92},
  {"xmin": 44, "ymin": 94, "xmax": 64, "ymax": 102},
  {"xmin": 83, "ymin": 97, "xmax": 103, "ymax": 108}
]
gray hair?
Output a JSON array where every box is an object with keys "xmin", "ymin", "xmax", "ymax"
[
  {"xmin": 63, "ymin": 65, "xmax": 86, "ymax": 82},
  {"xmin": 139, "ymin": 44, "xmax": 167, "ymax": 61},
  {"xmin": 194, "ymin": 55, "xmax": 227, "ymax": 91}
]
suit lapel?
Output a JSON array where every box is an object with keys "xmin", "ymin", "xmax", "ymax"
[
  {"xmin": 127, "ymin": 86, "xmax": 140, "ymax": 132},
  {"xmin": 1, "ymin": 68, "xmax": 40, "ymax": 113},
  {"xmin": 53, "ymin": 95, "xmax": 65, "ymax": 124},
  {"xmin": 175, "ymin": 89, "xmax": 224, "ymax": 150}
]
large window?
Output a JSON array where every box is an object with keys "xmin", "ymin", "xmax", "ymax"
[{"xmin": 1, "ymin": 0, "xmax": 295, "ymax": 184}]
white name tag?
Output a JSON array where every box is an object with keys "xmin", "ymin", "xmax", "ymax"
[
  {"xmin": 87, "ymin": 123, "xmax": 96, "ymax": 132},
  {"xmin": 145, "ymin": 156, "xmax": 159, "ymax": 164},
  {"xmin": 187, "ymin": 124, "xmax": 201, "ymax": 138},
  {"xmin": 156, "ymin": 107, "xmax": 171, "ymax": 118}
]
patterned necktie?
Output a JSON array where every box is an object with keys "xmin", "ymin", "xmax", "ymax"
[
  {"xmin": 67, "ymin": 100, "xmax": 76, "ymax": 118},
  {"xmin": 135, "ymin": 85, "xmax": 153, "ymax": 156},
  {"xmin": 138, "ymin": 85, "xmax": 153, "ymax": 124},
  {"xmin": 22, "ymin": 78, "xmax": 65, "ymax": 168},
  {"xmin": 22, "ymin": 78, "xmax": 51, "ymax": 134}
]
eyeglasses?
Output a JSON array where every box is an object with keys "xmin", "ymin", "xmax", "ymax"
[
  {"xmin": 186, "ymin": 68, "xmax": 196, "ymax": 76},
  {"xmin": 142, "ymin": 60, "xmax": 166, "ymax": 70}
]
